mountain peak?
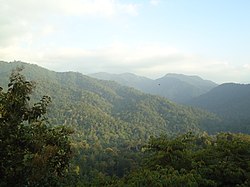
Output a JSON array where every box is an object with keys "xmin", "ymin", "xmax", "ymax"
[{"xmin": 89, "ymin": 71, "xmax": 217, "ymax": 103}]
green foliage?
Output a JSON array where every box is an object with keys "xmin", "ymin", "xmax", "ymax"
[
  {"xmin": 0, "ymin": 67, "xmax": 73, "ymax": 187},
  {"xmin": 117, "ymin": 133, "xmax": 250, "ymax": 186}
]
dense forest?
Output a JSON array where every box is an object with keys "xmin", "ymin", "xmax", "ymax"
[{"xmin": 1, "ymin": 61, "xmax": 250, "ymax": 186}]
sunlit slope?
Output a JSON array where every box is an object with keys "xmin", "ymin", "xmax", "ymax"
[{"xmin": 0, "ymin": 61, "xmax": 218, "ymax": 145}]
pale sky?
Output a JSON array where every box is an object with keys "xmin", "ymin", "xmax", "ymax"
[{"xmin": 1, "ymin": 0, "xmax": 250, "ymax": 83}]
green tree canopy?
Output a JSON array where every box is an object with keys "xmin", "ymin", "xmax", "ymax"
[
  {"xmin": 116, "ymin": 132, "xmax": 250, "ymax": 187},
  {"xmin": 0, "ymin": 68, "xmax": 73, "ymax": 187}
]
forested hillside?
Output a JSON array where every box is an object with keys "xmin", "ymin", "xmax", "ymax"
[
  {"xmin": 90, "ymin": 72, "xmax": 217, "ymax": 103},
  {"xmin": 187, "ymin": 83, "xmax": 250, "ymax": 133},
  {"xmin": 2, "ymin": 61, "xmax": 250, "ymax": 186},
  {"xmin": 0, "ymin": 61, "xmax": 218, "ymax": 139},
  {"xmin": 2, "ymin": 72, "xmax": 250, "ymax": 187},
  {"xmin": 0, "ymin": 61, "xmax": 221, "ymax": 185}
]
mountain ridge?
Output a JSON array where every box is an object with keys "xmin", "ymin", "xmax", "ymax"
[
  {"xmin": 187, "ymin": 83, "xmax": 250, "ymax": 133},
  {"xmin": 0, "ymin": 61, "xmax": 218, "ymax": 143},
  {"xmin": 89, "ymin": 72, "xmax": 218, "ymax": 103}
]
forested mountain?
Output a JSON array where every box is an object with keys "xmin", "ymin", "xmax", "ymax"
[
  {"xmin": 0, "ymin": 61, "xmax": 217, "ymax": 141},
  {"xmin": 90, "ymin": 72, "xmax": 217, "ymax": 103},
  {"xmin": 0, "ymin": 61, "xmax": 220, "ymax": 184},
  {"xmin": 2, "ymin": 61, "xmax": 250, "ymax": 186},
  {"xmin": 187, "ymin": 83, "xmax": 250, "ymax": 133}
]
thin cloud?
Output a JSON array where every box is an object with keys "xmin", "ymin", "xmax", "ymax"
[
  {"xmin": 118, "ymin": 3, "xmax": 140, "ymax": 16},
  {"xmin": 150, "ymin": 0, "xmax": 160, "ymax": 6},
  {"xmin": 0, "ymin": 0, "xmax": 140, "ymax": 47},
  {"xmin": 57, "ymin": 0, "xmax": 138, "ymax": 17}
]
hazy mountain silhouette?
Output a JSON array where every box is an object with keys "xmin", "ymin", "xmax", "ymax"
[
  {"xmin": 90, "ymin": 72, "xmax": 217, "ymax": 103},
  {"xmin": 187, "ymin": 83, "xmax": 250, "ymax": 133}
]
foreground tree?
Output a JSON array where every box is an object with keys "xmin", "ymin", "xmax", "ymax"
[{"xmin": 0, "ymin": 68, "xmax": 73, "ymax": 186}]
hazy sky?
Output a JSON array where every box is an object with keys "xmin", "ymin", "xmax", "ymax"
[{"xmin": 1, "ymin": 0, "xmax": 250, "ymax": 83}]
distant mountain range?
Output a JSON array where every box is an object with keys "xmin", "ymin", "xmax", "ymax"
[
  {"xmin": 187, "ymin": 83, "xmax": 250, "ymax": 118},
  {"xmin": 89, "ymin": 72, "xmax": 217, "ymax": 103}
]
